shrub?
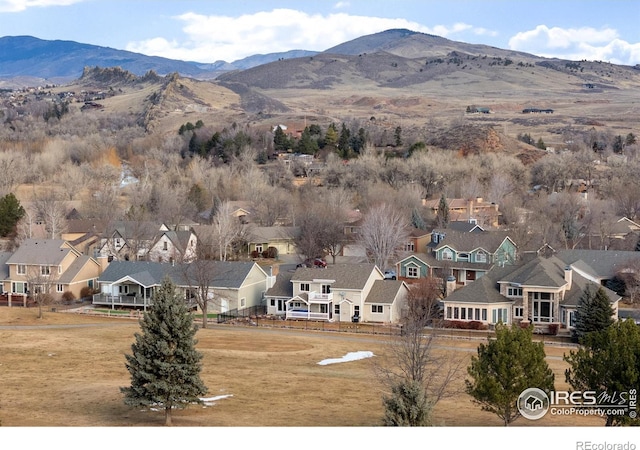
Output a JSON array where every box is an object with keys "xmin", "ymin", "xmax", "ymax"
[
  {"xmin": 443, "ymin": 320, "xmax": 487, "ymax": 330},
  {"xmin": 61, "ymin": 291, "xmax": 75, "ymax": 302},
  {"xmin": 266, "ymin": 246, "xmax": 278, "ymax": 258},
  {"xmin": 80, "ymin": 286, "xmax": 96, "ymax": 299},
  {"xmin": 251, "ymin": 250, "xmax": 260, "ymax": 259},
  {"xmin": 548, "ymin": 323, "xmax": 559, "ymax": 335}
]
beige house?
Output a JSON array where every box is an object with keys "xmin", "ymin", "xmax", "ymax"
[
  {"xmin": 265, "ymin": 263, "xmax": 409, "ymax": 323},
  {"xmin": 3, "ymin": 239, "xmax": 101, "ymax": 305},
  {"xmin": 94, "ymin": 260, "xmax": 271, "ymax": 314},
  {"xmin": 247, "ymin": 226, "xmax": 300, "ymax": 257},
  {"xmin": 423, "ymin": 197, "xmax": 500, "ymax": 228}
]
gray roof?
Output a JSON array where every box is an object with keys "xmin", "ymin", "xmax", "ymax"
[
  {"xmin": 499, "ymin": 255, "xmax": 567, "ymax": 288},
  {"xmin": 265, "ymin": 271, "xmax": 294, "ymax": 298},
  {"xmin": 107, "ymin": 221, "xmax": 163, "ymax": 241},
  {"xmin": 398, "ymin": 252, "xmax": 494, "ymax": 272},
  {"xmin": 58, "ymin": 256, "xmax": 97, "ymax": 284},
  {"xmin": 556, "ymin": 249, "xmax": 640, "ymax": 281},
  {"xmin": 434, "ymin": 230, "xmax": 513, "ymax": 254},
  {"xmin": 365, "ymin": 280, "xmax": 405, "ymax": 305},
  {"xmin": 444, "ymin": 254, "xmax": 620, "ymax": 307},
  {"xmin": 0, "ymin": 252, "xmax": 12, "ymax": 280},
  {"xmin": 247, "ymin": 226, "xmax": 300, "ymax": 243},
  {"xmin": 98, "ymin": 260, "xmax": 261, "ymax": 289},
  {"xmin": 291, "ymin": 263, "xmax": 378, "ymax": 290},
  {"xmin": 6, "ymin": 239, "xmax": 74, "ymax": 265}
]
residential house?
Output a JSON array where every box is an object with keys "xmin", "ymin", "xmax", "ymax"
[
  {"xmin": 0, "ymin": 251, "xmax": 12, "ymax": 295},
  {"xmin": 247, "ymin": 226, "xmax": 300, "ymax": 257},
  {"xmin": 396, "ymin": 230, "xmax": 517, "ymax": 286},
  {"xmin": 265, "ymin": 263, "xmax": 409, "ymax": 323},
  {"xmin": 3, "ymin": 239, "xmax": 101, "ymax": 305},
  {"xmin": 147, "ymin": 229, "xmax": 198, "ymax": 263},
  {"xmin": 583, "ymin": 216, "xmax": 640, "ymax": 251},
  {"xmin": 422, "ymin": 197, "xmax": 500, "ymax": 228},
  {"xmin": 441, "ymin": 249, "xmax": 629, "ymax": 332},
  {"xmin": 96, "ymin": 220, "xmax": 167, "ymax": 262},
  {"xmin": 94, "ymin": 260, "xmax": 270, "ymax": 314},
  {"xmin": 403, "ymin": 227, "xmax": 432, "ymax": 253}
]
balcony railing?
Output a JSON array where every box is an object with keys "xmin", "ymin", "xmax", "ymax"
[
  {"xmin": 286, "ymin": 310, "xmax": 330, "ymax": 321},
  {"xmin": 308, "ymin": 292, "xmax": 333, "ymax": 302},
  {"xmin": 93, "ymin": 294, "xmax": 152, "ymax": 308}
]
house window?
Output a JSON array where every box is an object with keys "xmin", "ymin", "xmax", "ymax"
[
  {"xmin": 270, "ymin": 299, "xmax": 275, "ymax": 307},
  {"xmin": 300, "ymin": 283, "xmax": 309, "ymax": 292},
  {"xmin": 354, "ymin": 305, "xmax": 360, "ymax": 316},
  {"xmin": 453, "ymin": 307, "xmax": 459, "ymax": 319},
  {"xmin": 240, "ymin": 298, "xmax": 246, "ymax": 308},
  {"xmin": 163, "ymin": 241, "xmax": 168, "ymax": 251},
  {"xmin": 482, "ymin": 308, "xmax": 487, "ymax": 321},
  {"xmin": 492, "ymin": 308, "xmax": 508, "ymax": 323},
  {"xmin": 458, "ymin": 253, "xmax": 469, "ymax": 261},
  {"xmin": 334, "ymin": 304, "xmax": 340, "ymax": 315},
  {"xmin": 56, "ymin": 284, "xmax": 64, "ymax": 293},
  {"xmin": 514, "ymin": 307, "xmax": 524, "ymax": 318},
  {"xmin": 468, "ymin": 308, "xmax": 473, "ymax": 320},
  {"xmin": 41, "ymin": 265, "xmax": 50, "ymax": 276},
  {"xmin": 118, "ymin": 285, "xmax": 129, "ymax": 294},
  {"xmin": 407, "ymin": 266, "xmax": 419, "ymax": 278},
  {"xmin": 476, "ymin": 252, "xmax": 487, "ymax": 263},
  {"xmin": 442, "ymin": 249, "xmax": 453, "ymax": 260},
  {"xmin": 17, "ymin": 264, "xmax": 26, "ymax": 275},
  {"xmin": 255, "ymin": 244, "xmax": 263, "ymax": 253},
  {"xmin": 404, "ymin": 241, "xmax": 415, "ymax": 252},
  {"xmin": 12, "ymin": 282, "xmax": 27, "ymax": 294},
  {"xmin": 320, "ymin": 304, "xmax": 328, "ymax": 314},
  {"xmin": 532, "ymin": 299, "xmax": 553, "ymax": 323},
  {"xmin": 446, "ymin": 306, "xmax": 452, "ymax": 319},
  {"xmin": 461, "ymin": 308, "xmax": 466, "ymax": 320},
  {"xmin": 507, "ymin": 287, "xmax": 523, "ymax": 297},
  {"xmin": 474, "ymin": 308, "xmax": 480, "ymax": 321},
  {"xmin": 372, "ymin": 305, "xmax": 383, "ymax": 313},
  {"xmin": 321, "ymin": 284, "xmax": 331, "ymax": 294}
]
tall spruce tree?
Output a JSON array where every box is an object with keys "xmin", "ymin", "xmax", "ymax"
[
  {"xmin": 437, "ymin": 194, "xmax": 449, "ymax": 228},
  {"xmin": 382, "ymin": 380, "xmax": 431, "ymax": 426},
  {"xmin": 121, "ymin": 278, "xmax": 207, "ymax": 426},
  {"xmin": 466, "ymin": 323, "xmax": 555, "ymax": 426},
  {"xmin": 572, "ymin": 285, "xmax": 614, "ymax": 343},
  {"xmin": 565, "ymin": 319, "xmax": 640, "ymax": 426}
]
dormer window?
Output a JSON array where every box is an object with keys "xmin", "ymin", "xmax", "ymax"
[
  {"xmin": 458, "ymin": 253, "xmax": 469, "ymax": 261},
  {"xmin": 41, "ymin": 266, "xmax": 50, "ymax": 276},
  {"xmin": 442, "ymin": 249, "xmax": 453, "ymax": 260},
  {"xmin": 300, "ymin": 283, "xmax": 309, "ymax": 292},
  {"xmin": 476, "ymin": 251, "xmax": 487, "ymax": 263},
  {"xmin": 17, "ymin": 264, "xmax": 26, "ymax": 275}
]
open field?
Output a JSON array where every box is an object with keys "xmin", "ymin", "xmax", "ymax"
[{"xmin": 0, "ymin": 307, "xmax": 606, "ymax": 427}]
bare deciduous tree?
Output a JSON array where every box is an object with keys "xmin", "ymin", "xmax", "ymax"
[{"xmin": 359, "ymin": 203, "xmax": 411, "ymax": 271}]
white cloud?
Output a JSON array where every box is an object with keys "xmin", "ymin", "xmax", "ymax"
[
  {"xmin": 125, "ymin": 9, "xmax": 495, "ymax": 63},
  {"xmin": 509, "ymin": 25, "xmax": 640, "ymax": 65},
  {"xmin": 0, "ymin": 0, "xmax": 83, "ymax": 12},
  {"xmin": 333, "ymin": 1, "xmax": 350, "ymax": 9}
]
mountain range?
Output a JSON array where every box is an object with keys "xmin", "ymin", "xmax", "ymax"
[{"xmin": 0, "ymin": 29, "xmax": 559, "ymax": 84}]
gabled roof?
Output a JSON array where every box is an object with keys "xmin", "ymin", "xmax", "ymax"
[
  {"xmin": 365, "ymin": 280, "xmax": 406, "ymax": 304},
  {"xmin": 499, "ymin": 255, "xmax": 567, "ymax": 288},
  {"xmin": 106, "ymin": 221, "xmax": 165, "ymax": 241},
  {"xmin": 98, "ymin": 260, "xmax": 264, "ymax": 289},
  {"xmin": 444, "ymin": 268, "xmax": 515, "ymax": 305},
  {"xmin": 434, "ymin": 230, "xmax": 513, "ymax": 254},
  {"xmin": 397, "ymin": 252, "xmax": 494, "ymax": 271},
  {"xmin": 556, "ymin": 249, "xmax": 640, "ymax": 281},
  {"xmin": 439, "ymin": 221, "xmax": 485, "ymax": 233},
  {"xmin": 154, "ymin": 230, "xmax": 195, "ymax": 253},
  {"xmin": 291, "ymin": 263, "xmax": 379, "ymax": 290},
  {"xmin": 247, "ymin": 226, "xmax": 300, "ymax": 243},
  {"xmin": 562, "ymin": 272, "xmax": 619, "ymax": 307},
  {"xmin": 57, "ymin": 256, "xmax": 100, "ymax": 284},
  {"xmin": 6, "ymin": 239, "xmax": 77, "ymax": 265},
  {"xmin": 265, "ymin": 271, "xmax": 294, "ymax": 298}
]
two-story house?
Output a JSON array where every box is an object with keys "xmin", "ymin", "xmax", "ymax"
[
  {"xmin": 265, "ymin": 263, "xmax": 409, "ymax": 323},
  {"xmin": 441, "ymin": 250, "xmax": 627, "ymax": 332},
  {"xmin": 422, "ymin": 197, "xmax": 501, "ymax": 228},
  {"xmin": 396, "ymin": 230, "xmax": 517, "ymax": 287},
  {"xmin": 2, "ymin": 239, "xmax": 101, "ymax": 305}
]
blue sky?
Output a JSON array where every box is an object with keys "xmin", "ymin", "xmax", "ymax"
[{"xmin": 0, "ymin": 0, "xmax": 638, "ymax": 64}]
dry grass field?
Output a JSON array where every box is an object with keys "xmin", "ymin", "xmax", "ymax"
[{"xmin": 0, "ymin": 307, "xmax": 608, "ymax": 428}]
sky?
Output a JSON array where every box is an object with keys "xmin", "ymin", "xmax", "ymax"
[{"xmin": 0, "ymin": 0, "xmax": 639, "ymax": 65}]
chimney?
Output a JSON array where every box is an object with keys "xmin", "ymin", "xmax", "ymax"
[
  {"xmin": 446, "ymin": 275, "xmax": 457, "ymax": 297},
  {"xmin": 564, "ymin": 265, "xmax": 572, "ymax": 290}
]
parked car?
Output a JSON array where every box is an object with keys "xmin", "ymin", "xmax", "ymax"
[
  {"xmin": 297, "ymin": 258, "xmax": 327, "ymax": 268},
  {"xmin": 384, "ymin": 269, "xmax": 397, "ymax": 280}
]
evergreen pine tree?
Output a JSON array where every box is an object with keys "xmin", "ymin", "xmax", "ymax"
[
  {"xmin": 0, "ymin": 193, "xmax": 25, "ymax": 237},
  {"xmin": 466, "ymin": 323, "xmax": 555, "ymax": 426},
  {"xmin": 382, "ymin": 380, "xmax": 432, "ymax": 426},
  {"xmin": 411, "ymin": 207, "xmax": 427, "ymax": 230},
  {"xmin": 437, "ymin": 194, "xmax": 450, "ymax": 227},
  {"xmin": 121, "ymin": 278, "xmax": 207, "ymax": 426},
  {"xmin": 572, "ymin": 285, "xmax": 614, "ymax": 343}
]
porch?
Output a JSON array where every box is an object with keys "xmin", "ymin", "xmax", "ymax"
[
  {"xmin": 92, "ymin": 293, "xmax": 153, "ymax": 309},
  {"xmin": 285, "ymin": 291, "xmax": 333, "ymax": 321}
]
